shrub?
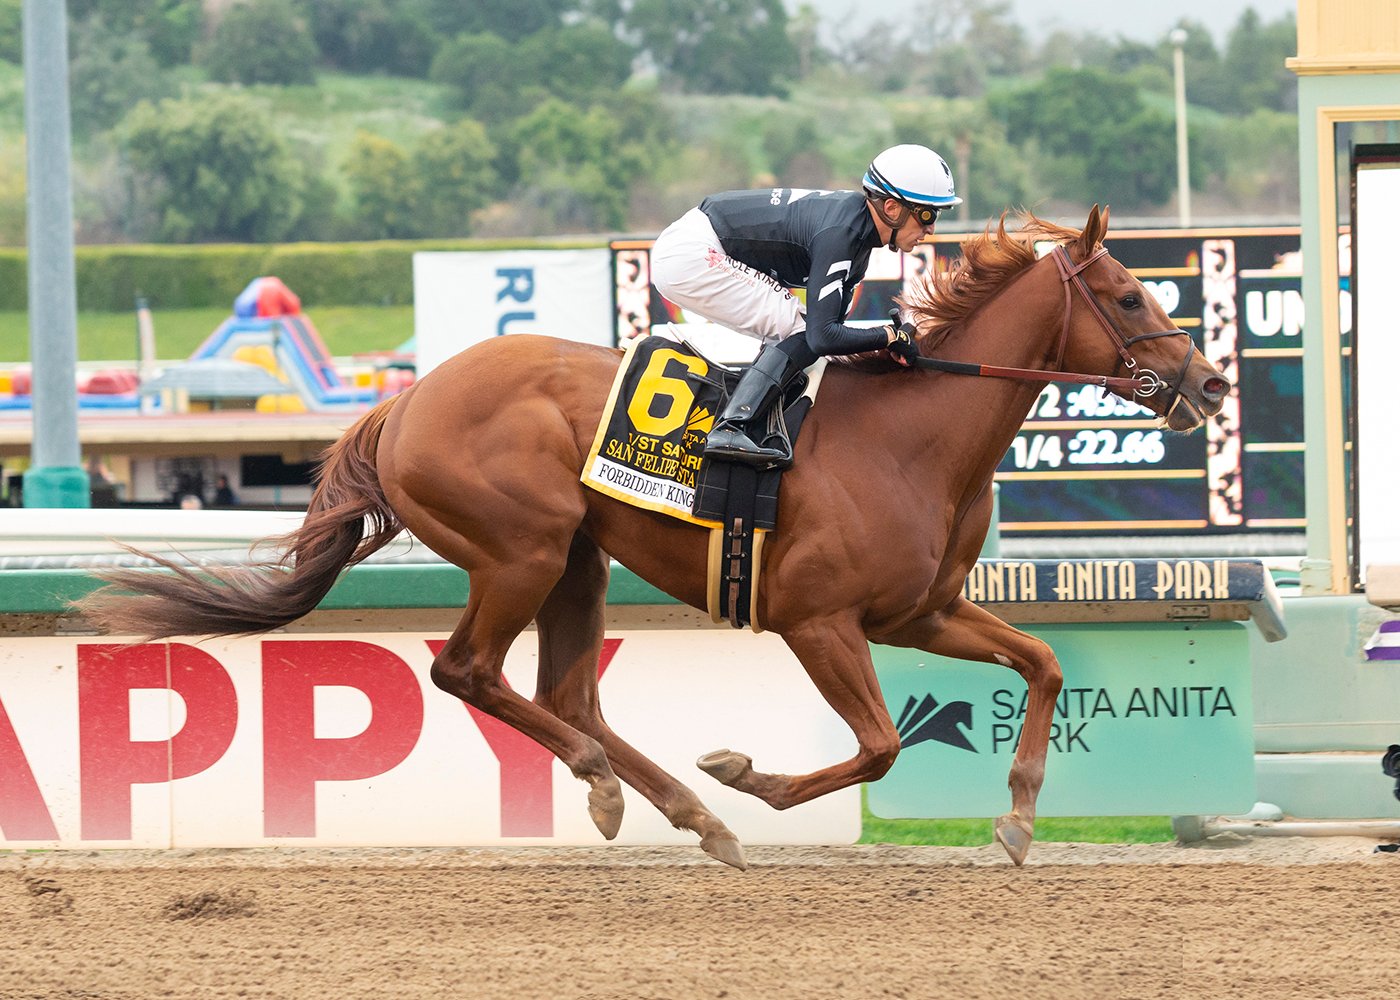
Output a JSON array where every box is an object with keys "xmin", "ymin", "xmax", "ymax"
[{"xmin": 0, "ymin": 238, "xmax": 607, "ymax": 312}]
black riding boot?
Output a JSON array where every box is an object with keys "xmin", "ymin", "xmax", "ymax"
[{"xmin": 703, "ymin": 344, "xmax": 805, "ymax": 469}]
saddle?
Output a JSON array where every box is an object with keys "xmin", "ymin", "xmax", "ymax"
[
  {"xmin": 693, "ymin": 360, "xmax": 822, "ymax": 632},
  {"xmin": 578, "ymin": 335, "xmax": 824, "ymax": 633}
]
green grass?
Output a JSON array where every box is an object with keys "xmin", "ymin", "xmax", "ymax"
[
  {"xmin": 0, "ymin": 60, "xmax": 22, "ymax": 135},
  {"xmin": 200, "ymin": 73, "xmax": 456, "ymax": 205},
  {"xmin": 0, "ymin": 305, "xmax": 414, "ymax": 364},
  {"xmin": 859, "ymin": 794, "xmax": 1174, "ymax": 846}
]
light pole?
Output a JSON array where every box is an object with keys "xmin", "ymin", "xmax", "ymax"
[
  {"xmin": 22, "ymin": 0, "xmax": 89, "ymax": 507},
  {"xmin": 1170, "ymin": 28, "xmax": 1191, "ymax": 228}
]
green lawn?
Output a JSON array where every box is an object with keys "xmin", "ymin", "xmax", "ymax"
[
  {"xmin": 0, "ymin": 305, "xmax": 414, "ymax": 364},
  {"xmin": 859, "ymin": 793, "xmax": 1174, "ymax": 846}
]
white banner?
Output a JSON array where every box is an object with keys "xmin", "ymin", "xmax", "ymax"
[
  {"xmin": 413, "ymin": 249, "xmax": 614, "ymax": 377},
  {"xmin": 1356, "ymin": 162, "xmax": 1400, "ymax": 582},
  {"xmin": 0, "ymin": 631, "xmax": 858, "ymax": 849}
]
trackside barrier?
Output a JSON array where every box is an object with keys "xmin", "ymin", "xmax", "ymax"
[
  {"xmin": 871, "ymin": 558, "xmax": 1283, "ymax": 819},
  {"xmin": 0, "ymin": 533, "xmax": 1285, "ymax": 849}
]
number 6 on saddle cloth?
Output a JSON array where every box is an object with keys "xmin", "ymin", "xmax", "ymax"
[{"xmin": 579, "ymin": 336, "xmax": 825, "ymax": 631}]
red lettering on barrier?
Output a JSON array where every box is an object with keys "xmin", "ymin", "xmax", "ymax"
[
  {"xmin": 78, "ymin": 644, "xmax": 237, "ymax": 840},
  {"xmin": 425, "ymin": 638, "xmax": 622, "ymax": 837},
  {"xmin": 262, "ymin": 640, "xmax": 424, "ymax": 838},
  {"xmin": 0, "ymin": 696, "xmax": 58, "ymax": 841}
]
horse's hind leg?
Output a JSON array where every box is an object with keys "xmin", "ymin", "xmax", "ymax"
[
  {"xmin": 534, "ymin": 533, "xmax": 747, "ymax": 870},
  {"xmin": 430, "ymin": 561, "xmax": 625, "ymax": 840}
]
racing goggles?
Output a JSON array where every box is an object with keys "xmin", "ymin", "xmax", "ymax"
[{"xmin": 907, "ymin": 203, "xmax": 943, "ymax": 226}]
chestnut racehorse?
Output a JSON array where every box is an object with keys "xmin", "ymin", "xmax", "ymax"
[{"xmin": 78, "ymin": 207, "xmax": 1231, "ymax": 869}]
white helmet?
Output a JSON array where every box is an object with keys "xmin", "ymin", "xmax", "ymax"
[{"xmin": 862, "ymin": 144, "xmax": 963, "ymax": 217}]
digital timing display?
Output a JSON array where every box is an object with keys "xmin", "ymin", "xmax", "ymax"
[{"xmin": 611, "ymin": 227, "xmax": 1308, "ymax": 537}]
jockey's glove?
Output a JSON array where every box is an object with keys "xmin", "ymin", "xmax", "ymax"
[{"xmin": 886, "ymin": 323, "xmax": 920, "ymax": 367}]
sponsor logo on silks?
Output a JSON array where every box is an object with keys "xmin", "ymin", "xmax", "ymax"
[
  {"xmin": 686, "ymin": 405, "xmax": 715, "ymax": 434},
  {"xmin": 894, "ymin": 693, "xmax": 976, "ymax": 753}
]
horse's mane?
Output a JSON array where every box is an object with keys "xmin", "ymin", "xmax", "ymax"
[{"xmin": 901, "ymin": 212, "xmax": 1083, "ymax": 346}]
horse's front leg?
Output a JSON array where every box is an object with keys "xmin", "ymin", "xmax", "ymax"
[
  {"xmin": 697, "ymin": 613, "xmax": 902, "ymax": 809},
  {"xmin": 884, "ymin": 596, "xmax": 1064, "ymax": 865}
]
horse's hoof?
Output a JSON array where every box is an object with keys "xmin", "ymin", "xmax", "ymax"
[
  {"xmin": 587, "ymin": 776, "xmax": 625, "ymax": 840},
  {"xmin": 994, "ymin": 814, "xmax": 1034, "ymax": 866},
  {"xmin": 700, "ymin": 831, "xmax": 749, "ymax": 871},
  {"xmin": 697, "ymin": 749, "xmax": 753, "ymax": 787}
]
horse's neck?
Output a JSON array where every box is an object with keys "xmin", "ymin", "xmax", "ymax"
[
  {"xmin": 936, "ymin": 256, "xmax": 1063, "ymax": 370},
  {"xmin": 908, "ymin": 261, "xmax": 1064, "ymax": 495}
]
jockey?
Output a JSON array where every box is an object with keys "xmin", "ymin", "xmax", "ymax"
[{"xmin": 650, "ymin": 143, "xmax": 962, "ymax": 469}]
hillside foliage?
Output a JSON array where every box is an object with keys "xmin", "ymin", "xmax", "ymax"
[{"xmin": 0, "ymin": 0, "xmax": 1301, "ymax": 245}]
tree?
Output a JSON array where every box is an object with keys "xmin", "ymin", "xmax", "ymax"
[
  {"xmin": 201, "ymin": 0, "xmax": 319, "ymax": 87},
  {"xmin": 992, "ymin": 67, "xmax": 1176, "ymax": 206},
  {"xmin": 430, "ymin": 32, "xmax": 543, "ymax": 119},
  {"xmin": 1203, "ymin": 108, "xmax": 1297, "ymax": 211},
  {"xmin": 837, "ymin": 0, "xmax": 1026, "ymax": 97},
  {"xmin": 68, "ymin": 0, "xmax": 202, "ymax": 67},
  {"xmin": 410, "ymin": 0, "xmax": 560, "ymax": 43},
  {"xmin": 1167, "ymin": 21, "xmax": 1231, "ymax": 114},
  {"xmin": 508, "ymin": 98, "xmax": 658, "ymax": 231},
  {"xmin": 344, "ymin": 131, "xmax": 417, "ymax": 238},
  {"xmin": 0, "ymin": 0, "xmax": 20, "ymax": 64},
  {"xmin": 890, "ymin": 104, "xmax": 1033, "ymax": 219},
  {"xmin": 518, "ymin": 24, "xmax": 635, "ymax": 100},
  {"xmin": 912, "ymin": 0, "xmax": 1026, "ymax": 80},
  {"xmin": 760, "ymin": 116, "xmax": 832, "ymax": 188},
  {"xmin": 837, "ymin": 23, "xmax": 920, "ymax": 93},
  {"xmin": 342, "ymin": 120, "xmax": 497, "ymax": 239},
  {"xmin": 120, "ymin": 93, "xmax": 308, "ymax": 242},
  {"xmin": 1221, "ymin": 9, "xmax": 1298, "ymax": 113},
  {"xmin": 68, "ymin": 16, "xmax": 175, "ymax": 137},
  {"xmin": 411, "ymin": 119, "xmax": 498, "ymax": 236},
  {"xmin": 306, "ymin": 0, "xmax": 437, "ymax": 77},
  {"xmin": 1034, "ymin": 29, "xmax": 1117, "ymax": 75},
  {"xmin": 626, "ymin": 0, "xmax": 797, "ymax": 96},
  {"xmin": 431, "ymin": 24, "xmax": 634, "ymax": 118},
  {"xmin": 788, "ymin": 4, "xmax": 823, "ymax": 80}
]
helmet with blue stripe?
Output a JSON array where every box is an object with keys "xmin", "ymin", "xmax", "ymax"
[{"xmin": 862, "ymin": 144, "xmax": 962, "ymax": 224}]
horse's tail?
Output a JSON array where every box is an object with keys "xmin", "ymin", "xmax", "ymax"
[{"xmin": 75, "ymin": 396, "xmax": 404, "ymax": 640}]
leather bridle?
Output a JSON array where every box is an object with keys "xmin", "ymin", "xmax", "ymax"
[
  {"xmin": 1049, "ymin": 245, "xmax": 1198, "ymax": 420},
  {"xmin": 909, "ymin": 244, "xmax": 1200, "ymax": 422}
]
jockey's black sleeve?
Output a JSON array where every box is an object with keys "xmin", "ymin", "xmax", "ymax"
[
  {"xmin": 801, "ymin": 225, "xmax": 889, "ymax": 356},
  {"xmin": 698, "ymin": 189, "xmax": 889, "ymax": 357}
]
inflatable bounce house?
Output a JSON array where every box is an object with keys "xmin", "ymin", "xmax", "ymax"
[
  {"xmin": 192, "ymin": 277, "xmax": 413, "ymax": 413},
  {"xmin": 0, "ymin": 277, "xmax": 413, "ymax": 416},
  {"xmin": 0, "ymin": 367, "xmax": 142, "ymax": 413}
]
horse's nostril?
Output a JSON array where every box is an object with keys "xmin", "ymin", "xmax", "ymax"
[{"xmin": 1203, "ymin": 376, "xmax": 1230, "ymax": 398}]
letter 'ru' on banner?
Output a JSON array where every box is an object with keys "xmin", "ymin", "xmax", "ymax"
[{"xmin": 1365, "ymin": 620, "xmax": 1400, "ymax": 661}]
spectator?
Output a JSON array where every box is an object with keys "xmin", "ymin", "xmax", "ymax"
[
  {"xmin": 213, "ymin": 474, "xmax": 238, "ymax": 506},
  {"xmin": 179, "ymin": 494, "xmax": 204, "ymax": 510}
]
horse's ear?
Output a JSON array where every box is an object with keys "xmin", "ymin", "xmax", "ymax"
[{"xmin": 1076, "ymin": 204, "xmax": 1105, "ymax": 257}]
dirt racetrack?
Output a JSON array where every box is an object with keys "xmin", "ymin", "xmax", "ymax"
[{"xmin": 3, "ymin": 837, "xmax": 1398, "ymax": 1000}]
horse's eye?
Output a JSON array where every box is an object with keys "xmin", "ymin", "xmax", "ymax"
[{"xmin": 1119, "ymin": 294, "xmax": 1141, "ymax": 310}]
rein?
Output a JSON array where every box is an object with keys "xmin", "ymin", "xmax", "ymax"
[{"xmin": 911, "ymin": 244, "xmax": 1196, "ymax": 410}]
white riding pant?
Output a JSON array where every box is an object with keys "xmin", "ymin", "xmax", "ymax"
[{"xmin": 650, "ymin": 208, "xmax": 806, "ymax": 345}]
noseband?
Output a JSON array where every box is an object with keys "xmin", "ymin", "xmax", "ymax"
[{"xmin": 909, "ymin": 243, "xmax": 1199, "ymax": 422}]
